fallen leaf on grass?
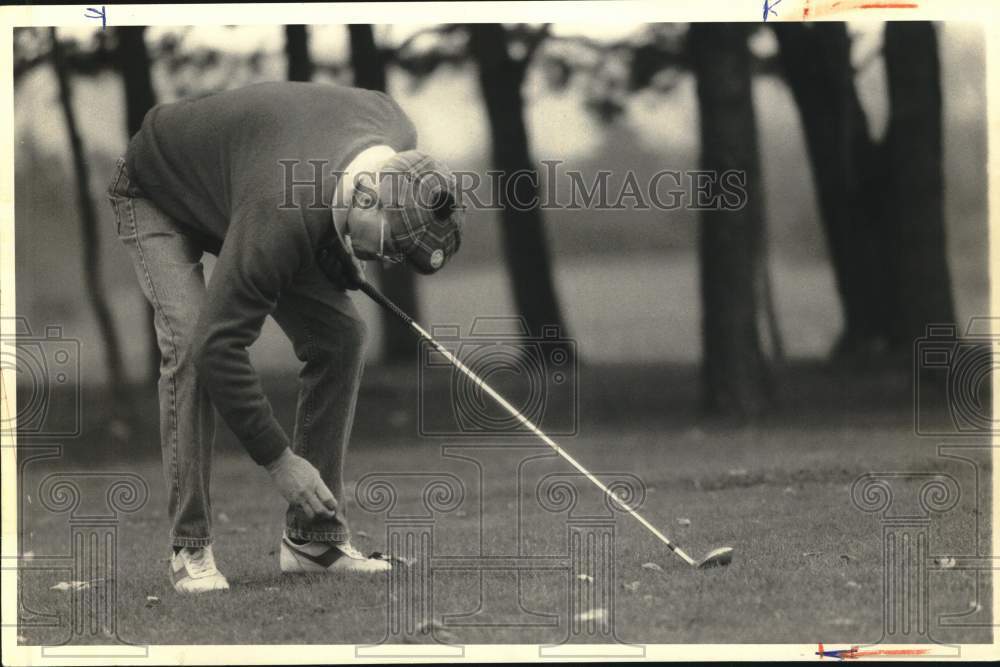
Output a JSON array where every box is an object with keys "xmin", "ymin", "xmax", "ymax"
[
  {"xmin": 935, "ymin": 557, "xmax": 957, "ymax": 569},
  {"xmin": 370, "ymin": 552, "xmax": 417, "ymax": 567},
  {"xmin": 407, "ymin": 620, "xmax": 458, "ymax": 643},
  {"xmin": 623, "ymin": 580, "xmax": 641, "ymax": 593},
  {"xmin": 641, "ymin": 562, "xmax": 663, "ymax": 572},
  {"xmin": 51, "ymin": 580, "xmax": 100, "ymax": 592},
  {"xmin": 575, "ymin": 608, "xmax": 607, "ymax": 622},
  {"xmin": 576, "ymin": 573, "xmax": 594, "ymax": 583},
  {"xmin": 145, "ymin": 596, "xmax": 160, "ymax": 608},
  {"xmin": 677, "ymin": 518, "xmax": 691, "ymax": 526},
  {"xmin": 415, "ymin": 620, "xmax": 443, "ymax": 634}
]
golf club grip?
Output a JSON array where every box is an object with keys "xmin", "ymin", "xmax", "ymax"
[{"xmin": 360, "ymin": 282, "xmax": 413, "ymax": 326}]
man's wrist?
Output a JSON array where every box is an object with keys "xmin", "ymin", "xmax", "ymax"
[
  {"xmin": 243, "ymin": 420, "xmax": 291, "ymax": 466},
  {"xmin": 264, "ymin": 446, "xmax": 292, "ymax": 473}
]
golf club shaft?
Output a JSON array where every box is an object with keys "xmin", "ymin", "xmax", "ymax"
[{"xmin": 360, "ymin": 282, "xmax": 699, "ymax": 567}]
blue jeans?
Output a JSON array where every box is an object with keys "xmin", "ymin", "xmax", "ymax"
[{"xmin": 107, "ymin": 157, "xmax": 364, "ymax": 547}]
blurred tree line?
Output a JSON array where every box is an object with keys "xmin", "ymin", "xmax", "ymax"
[{"xmin": 14, "ymin": 22, "xmax": 954, "ymax": 427}]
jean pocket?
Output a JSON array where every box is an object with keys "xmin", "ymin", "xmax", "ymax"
[{"xmin": 107, "ymin": 157, "xmax": 128, "ymax": 198}]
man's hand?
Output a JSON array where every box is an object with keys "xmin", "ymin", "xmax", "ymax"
[
  {"xmin": 317, "ymin": 238, "xmax": 366, "ymax": 291},
  {"xmin": 265, "ymin": 448, "xmax": 339, "ymax": 519}
]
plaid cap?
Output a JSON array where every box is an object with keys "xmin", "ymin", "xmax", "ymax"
[{"xmin": 377, "ymin": 150, "xmax": 464, "ymax": 274}]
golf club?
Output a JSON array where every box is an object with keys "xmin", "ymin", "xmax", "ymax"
[{"xmin": 360, "ymin": 281, "xmax": 734, "ymax": 570}]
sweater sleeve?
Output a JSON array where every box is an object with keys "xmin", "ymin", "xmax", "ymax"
[{"xmin": 191, "ymin": 195, "xmax": 312, "ymax": 466}]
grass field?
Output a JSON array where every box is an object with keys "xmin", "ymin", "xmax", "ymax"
[{"xmin": 15, "ymin": 363, "xmax": 993, "ymax": 647}]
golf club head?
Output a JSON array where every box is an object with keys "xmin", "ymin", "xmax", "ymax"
[{"xmin": 696, "ymin": 547, "xmax": 734, "ymax": 569}]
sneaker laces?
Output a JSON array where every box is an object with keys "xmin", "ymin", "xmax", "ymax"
[{"xmin": 185, "ymin": 547, "xmax": 217, "ymax": 577}]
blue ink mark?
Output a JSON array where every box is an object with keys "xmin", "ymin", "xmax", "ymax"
[
  {"xmin": 815, "ymin": 644, "xmax": 857, "ymax": 660},
  {"xmin": 85, "ymin": 6, "xmax": 107, "ymax": 30},
  {"xmin": 762, "ymin": 0, "xmax": 782, "ymax": 21},
  {"xmin": 815, "ymin": 647, "xmax": 846, "ymax": 660}
]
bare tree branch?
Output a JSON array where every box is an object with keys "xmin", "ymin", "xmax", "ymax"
[{"xmin": 512, "ymin": 23, "xmax": 551, "ymax": 82}]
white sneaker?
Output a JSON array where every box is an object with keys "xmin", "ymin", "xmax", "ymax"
[
  {"xmin": 170, "ymin": 546, "xmax": 230, "ymax": 593},
  {"xmin": 279, "ymin": 533, "xmax": 391, "ymax": 574}
]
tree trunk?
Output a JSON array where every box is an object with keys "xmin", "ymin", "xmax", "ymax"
[
  {"xmin": 689, "ymin": 23, "xmax": 771, "ymax": 419},
  {"xmin": 348, "ymin": 24, "xmax": 386, "ymax": 90},
  {"xmin": 284, "ymin": 25, "xmax": 314, "ymax": 82},
  {"xmin": 51, "ymin": 28, "xmax": 130, "ymax": 424},
  {"xmin": 468, "ymin": 23, "xmax": 569, "ymax": 340},
  {"xmin": 772, "ymin": 23, "xmax": 892, "ymax": 358},
  {"xmin": 114, "ymin": 26, "xmax": 160, "ymax": 383},
  {"xmin": 348, "ymin": 24, "xmax": 422, "ymax": 363},
  {"xmin": 882, "ymin": 22, "xmax": 954, "ymax": 348}
]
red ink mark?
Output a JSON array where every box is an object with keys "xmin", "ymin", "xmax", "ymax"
[
  {"xmin": 817, "ymin": 644, "xmax": 932, "ymax": 660},
  {"xmin": 801, "ymin": 0, "xmax": 918, "ymax": 19},
  {"xmin": 850, "ymin": 648, "xmax": 932, "ymax": 658}
]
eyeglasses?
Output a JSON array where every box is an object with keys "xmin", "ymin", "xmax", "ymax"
[
  {"xmin": 374, "ymin": 215, "xmax": 405, "ymax": 266},
  {"xmin": 352, "ymin": 186, "xmax": 404, "ymax": 266}
]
